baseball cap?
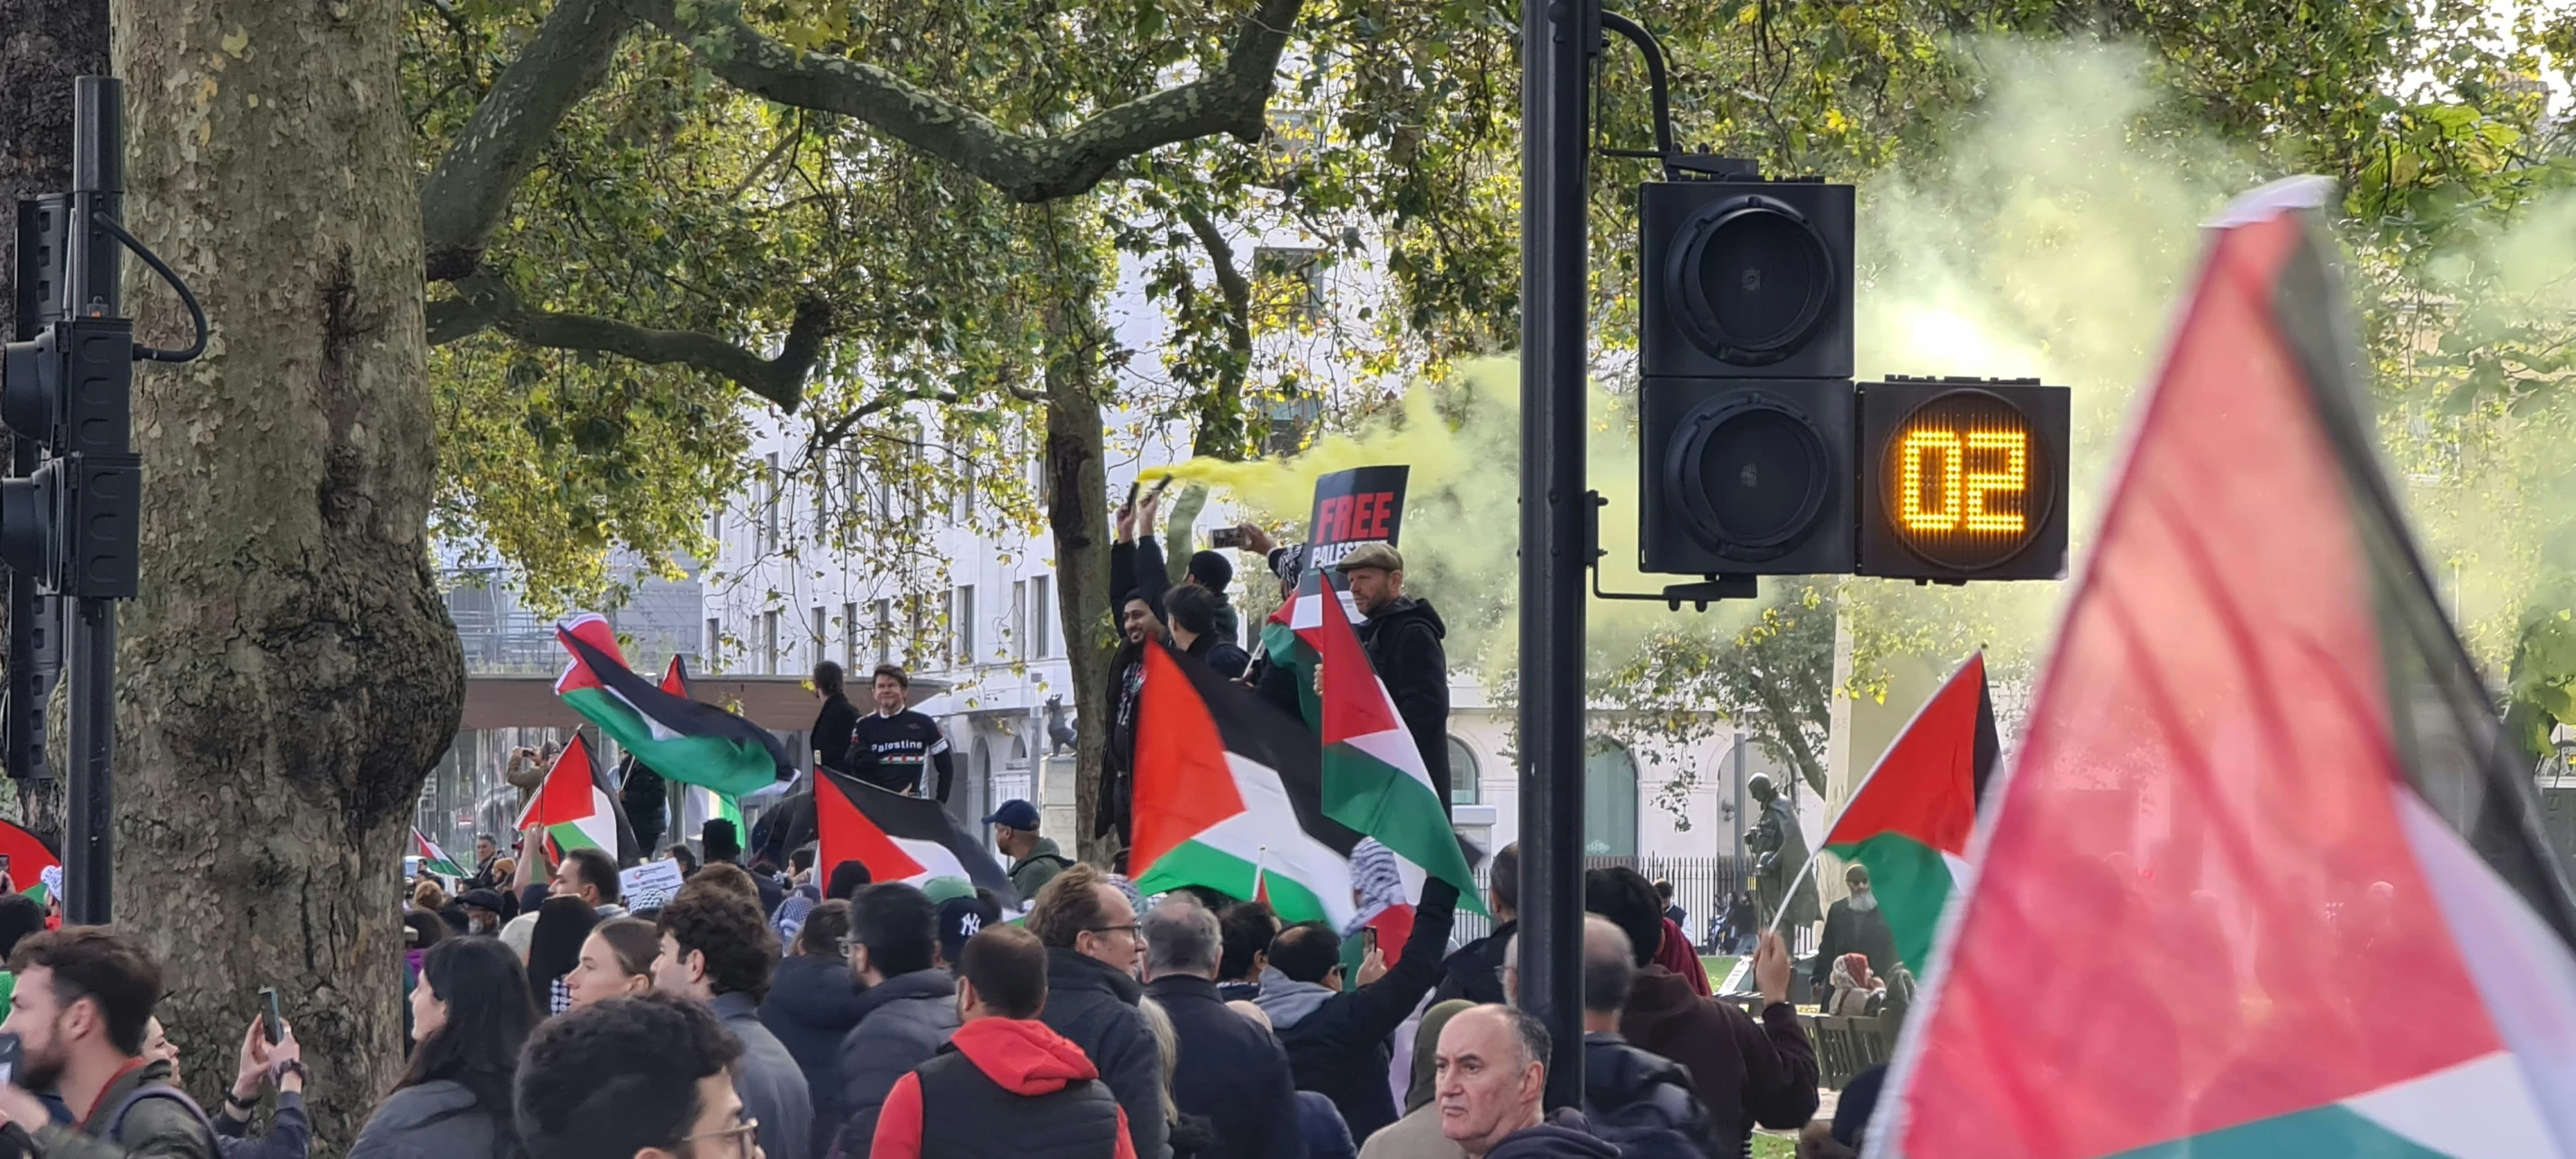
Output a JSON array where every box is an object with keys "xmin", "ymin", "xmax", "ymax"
[
  {"xmin": 921, "ymin": 876, "xmax": 977, "ymax": 906},
  {"xmin": 938, "ymin": 894, "xmax": 1002, "ymax": 964},
  {"xmin": 1335, "ymin": 542, "xmax": 1403, "ymax": 573},
  {"xmin": 983, "ymin": 800, "xmax": 1040, "ymax": 831}
]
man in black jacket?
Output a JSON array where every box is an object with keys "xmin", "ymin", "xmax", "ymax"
[
  {"xmin": 1336, "ymin": 544, "xmax": 1453, "ymax": 804},
  {"xmin": 1141, "ymin": 898, "xmax": 1304, "ymax": 1159},
  {"xmin": 831, "ymin": 883, "xmax": 960, "ymax": 1154},
  {"xmin": 758, "ymin": 901, "xmax": 867, "ymax": 1159},
  {"xmin": 1438, "ymin": 842, "xmax": 1518, "ymax": 1006},
  {"xmin": 1162, "ymin": 584, "xmax": 1250, "ymax": 679},
  {"xmin": 810, "ymin": 660, "xmax": 859, "ymax": 774},
  {"xmin": 1254, "ymin": 876, "xmax": 1460, "ymax": 1143},
  {"xmin": 1024, "ymin": 863, "xmax": 1171, "ymax": 1159}
]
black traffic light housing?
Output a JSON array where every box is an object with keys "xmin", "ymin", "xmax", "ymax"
[
  {"xmin": 1857, "ymin": 376, "xmax": 2071, "ymax": 582},
  {"xmin": 1636, "ymin": 173, "xmax": 1858, "ymax": 577}
]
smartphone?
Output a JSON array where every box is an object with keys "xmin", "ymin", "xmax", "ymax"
[
  {"xmin": 259, "ymin": 988, "xmax": 283, "ymax": 1045},
  {"xmin": 1362, "ymin": 926, "xmax": 1379, "ymax": 955},
  {"xmin": 1210, "ymin": 526, "xmax": 1244, "ymax": 549},
  {"xmin": 1123, "ymin": 481, "xmax": 1140, "ymax": 512},
  {"xmin": 0, "ymin": 1030, "xmax": 21, "ymax": 1088}
]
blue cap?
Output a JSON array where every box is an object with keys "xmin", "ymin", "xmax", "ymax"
[
  {"xmin": 939, "ymin": 894, "xmax": 1002, "ymax": 964},
  {"xmin": 983, "ymin": 800, "xmax": 1041, "ymax": 831}
]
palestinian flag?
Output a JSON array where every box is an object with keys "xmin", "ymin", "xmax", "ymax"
[
  {"xmin": 1132, "ymin": 640, "xmax": 1359, "ymax": 928},
  {"xmin": 814, "ymin": 768, "xmax": 1019, "ymax": 910},
  {"xmin": 1819, "ymin": 651, "xmax": 1997, "ymax": 975},
  {"xmin": 1297, "ymin": 571, "xmax": 1480, "ymax": 910},
  {"xmin": 0, "ymin": 822, "xmax": 59, "ymax": 902},
  {"xmin": 554, "ymin": 613, "xmax": 789, "ymax": 797},
  {"xmin": 1876, "ymin": 183, "xmax": 2576, "ymax": 1159},
  {"xmin": 514, "ymin": 734, "xmax": 642, "ymax": 868},
  {"xmin": 413, "ymin": 830, "xmax": 467, "ymax": 880}
]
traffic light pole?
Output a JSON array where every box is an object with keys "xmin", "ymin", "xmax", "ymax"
[
  {"xmin": 61, "ymin": 77, "xmax": 121, "ymax": 926},
  {"xmin": 1519, "ymin": 0, "xmax": 1594, "ymax": 1110}
]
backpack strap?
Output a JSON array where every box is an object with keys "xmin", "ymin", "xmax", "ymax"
[{"xmin": 107, "ymin": 1083, "xmax": 214, "ymax": 1141}]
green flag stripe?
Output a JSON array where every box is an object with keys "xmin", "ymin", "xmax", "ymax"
[
  {"xmin": 1322, "ymin": 745, "xmax": 1483, "ymax": 910},
  {"xmin": 1136, "ymin": 839, "xmax": 1337, "ymax": 927},
  {"xmin": 2105, "ymin": 1102, "xmax": 2454, "ymax": 1159},
  {"xmin": 562, "ymin": 687, "xmax": 775, "ymax": 796},
  {"xmin": 1821, "ymin": 830, "xmax": 1954, "ymax": 973}
]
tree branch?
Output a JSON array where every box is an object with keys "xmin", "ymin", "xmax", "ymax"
[
  {"xmin": 619, "ymin": 0, "xmax": 1305, "ymax": 204},
  {"xmin": 430, "ymin": 274, "xmax": 832, "ymax": 411},
  {"xmin": 1177, "ymin": 204, "xmax": 1255, "ymax": 460},
  {"xmin": 422, "ymin": 0, "xmax": 637, "ymax": 281}
]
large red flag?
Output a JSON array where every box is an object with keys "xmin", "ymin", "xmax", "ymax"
[{"xmin": 1877, "ymin": 181, "xmax": 2576, "ymax": 1157}]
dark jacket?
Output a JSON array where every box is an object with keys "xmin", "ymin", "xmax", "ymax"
[
  {"xmin": 1354, "ymin": 598, "xmax": 1450, "ymax": 804},
  {"xmin": 1039, "ymin": 948, "xmax": 1171, "ymax": 1159},
  {"xmin": 713, "ymin": 991, "xmax": 813, "ymax": 1159},
  {"xmin": 1102, "ymin": 543, "xmax": 1147, "ymax": 844},
  {"xmin": 812, "ymin": 693, "xmax": 860, "ymax": 773},
  {"xmin": 1810, "ymin": 898, "xmax": 1899, "ymax": 993},
  {"xmin": 35, "ymin": 1058, "xmax": 218, "ymax": 1159},
  {"xmin": 867, "ymin": 1017, "xmax": 1135, "ymax": 1159},
  {"xmin": 1146, "ymin": 974, "xmax": 1307, "ymax": 1159},
  {"xmin": 213, "ymin": 1091, "xmax": 309, "ymax": 1159},
  {"xmin": 1183, "ymin": 627, "xmax": 1252, "ymax": 681},
  {"xmin": 1583, "ymin": 1032, "xmax": 1717, "ymax": 1157},
  {"xmin": 1256, "ymin": 878, "xmax": 1459, "ymax": 1143},
  {"xmin": 347, "ymin": 1080, "xmax": 511, "ymax": 1159},
  {"xmin": 1487, "ymin": 1110, "xmax": 1620, "ymax": 1159},
  {"xmin": 759, "ymin": 955, "xmax": 871, "ymax": 1155},
  {"xmin": 831, "ymin": 967, "xmax": 961, "ymax": 1152},
  {"xmin": 1433, "ymin": 919, "xmax": 1516, "ymax": 1006},
  {"xmin": 1619, "ymin": 968, "xmax": 1818, "ymax": 1159}
]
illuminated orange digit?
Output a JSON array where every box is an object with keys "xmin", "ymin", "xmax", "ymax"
[
  {"xmin": 1964, "ymin": 430, "xmax": 2027, "ymax": 532},
  {"xmin": 1900, "ymin": 430, "xmax": 1963, "ymax": 531}
]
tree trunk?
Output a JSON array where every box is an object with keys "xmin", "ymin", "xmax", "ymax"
[
  {"xmin": 116, "ymin": 0, "xmax": 463, "ymax": 1146},
  {"xmin": 1043, "ymin": 294, "xmax": 1113, "ymax": 864},
  {"xmin": 0, "ymin": 0, "xmax": 106, "ymax": 852}
]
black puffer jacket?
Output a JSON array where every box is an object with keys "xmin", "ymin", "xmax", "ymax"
[
  {"xmin": 1038, "ymin": 948, "xmax": 1171, "ymax": 1159},
  {"xmin": 758, "ymin": 955, "xmax": 870, "ymax": 1157},
  {"xmin": 1582, "ymin": 1032, "xmax": 1719, "ymax": 1158},
  {"xmin": 1354, "ymin": 597, "xmax": 1451, "ymax": 803},
  {"xmin": 831, "ymin": 968, "xmax": 960, "ymax": 1154}
]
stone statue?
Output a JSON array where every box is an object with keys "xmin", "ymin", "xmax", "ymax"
[{"xmin": 1746, "ymin": 774, "xmax": 1820, "ymax": 930}]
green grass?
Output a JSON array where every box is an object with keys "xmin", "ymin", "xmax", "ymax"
[
  {"xmin": 1701, "ymin": 955, "xmax": 1739, "ymax": 982},
  {"xmin": 1753, "ymin": 1134, "xmax": 1798, "ymax": 1158}
]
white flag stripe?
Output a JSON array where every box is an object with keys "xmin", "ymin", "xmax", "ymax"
[
  {"xmin": 1202, "ymin": 752, "xmax": 1356, "ymax": 928},
  {"xmin": 889, "ymin": 837, "xmax": 975, "ymax": 886},
  {"xmin": 2341, "ymin": 1051, "xmax": 2555, "ymax": 1158},
  {"xmin": 2390, "ymin": 790, "xmax": 2576, "ymax": 1154}
]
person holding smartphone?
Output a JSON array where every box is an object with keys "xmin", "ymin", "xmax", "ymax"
[{"xmin": 143, "ymin": 1014, "xmax": 309, "ymax": 1159}]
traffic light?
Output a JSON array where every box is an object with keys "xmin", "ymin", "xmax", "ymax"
[
  {"xmin": 0, "ymin": 315, "xmax": 138, "ymax": 600},
  {"xmin": 1637, "ymin": 176, "xmax": 1857, "ymax": 576}
]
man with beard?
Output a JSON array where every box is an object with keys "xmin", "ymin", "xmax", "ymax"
[
  {"xmin": 1099, "ymin": 503, "xmax": 1166, "ymax": 849},
  {"xmin": 1335, "ymin": 545, "xmax": 1455, "ymax": 806},
  {"xmin": 0, "ymin": 928, "xmax": 217, "ymax": 1157},
  {"xmin": 1810, "ymin": 863, "xmax": 1898, "ymax": 998}
]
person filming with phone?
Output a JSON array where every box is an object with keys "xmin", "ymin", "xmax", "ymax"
[
  {"xmin": 143, "ymin": 1012, "xmax": 308, "ymax": 1159},
  {"xmin": 0, "ymin": 928, "xmax": 218, "ymax": 1158}
]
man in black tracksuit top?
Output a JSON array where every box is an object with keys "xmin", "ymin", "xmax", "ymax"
[
  {"xmin": 848, "ymin": 664, "xmax": 955, "ymax": 801},
  {"xmin": 1253, "ymin": 877, "xmax": 1460, "ymax": 1143},
  {"xmin": 1335, "ymin": 542, "xmax": 1453, "ymax": 806}
]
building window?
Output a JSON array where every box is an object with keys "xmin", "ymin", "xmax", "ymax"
[
  {"xmin": 704, "ymin": 618, "xmax": 722, "ymax": 674},
  {"xmin": 956, "ymin": 585, "xmax": 976, "ymax": 666},
  {"xmin": 842, "ymin": 602, "xmax": 858, "ymax": 669},
  {"xmin": 1583, "ymin": 738, "xmax": 1638, "ymax": 856},
  {"xmin": 872, "ymin": 599, "xmax": 893, "ymax": 667},
  {"xmin": 1447, "ymin": 737, "xmax": 1481, "ymax": 806},
  {"xmin": 758, "ymin": 454, "xmax": 780, "ymax": 553},
  {"xmin": 1253, "ymin": 246, "xmax": 1326, "ymax": 322},
  {"xmin": 809, "ymin": 606, "xmax": 826, "ymax": 672},
  {"xmin": 1030, "ymin": 574, "xmax": 1052, "ymax": 658},
  {"xmin": 904, "ymin": 593, "xmax": 925, "ymax": 667},
  {"xmin": 1010, "ymin": 580, "xmax": 1028, "ymax": 660},
  {"xmin": 761, "ymin": 611, "xmax": 780, "ymax": 675}
]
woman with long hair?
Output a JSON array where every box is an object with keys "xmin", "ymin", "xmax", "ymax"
[
  {"xmin": 350, "ymin": 937, "xmax": 536, "ymax": 1158},
  {"xmin": 564, "ymin": 917, "xmax": 659, "ymax": 1010},
  {"xmin": 524, "ymin": 896, "xmax": 601, "ymax": 1016}
]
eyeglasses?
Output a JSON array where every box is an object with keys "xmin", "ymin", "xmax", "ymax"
[
  {"xmin": 1084, "ymin": 924, "xmax": 1141, "ymax": 937},
  {"xmin": 682, "ymin": 1117, "xmax": 759, "ymax": 1159}
]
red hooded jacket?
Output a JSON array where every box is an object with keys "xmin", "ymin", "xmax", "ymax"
[{"xmin": 868, "ymin": 1017, "xmax": 1138, "ymax": 1159}]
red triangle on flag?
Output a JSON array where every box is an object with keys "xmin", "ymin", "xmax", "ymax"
[
  {"xmin": 817, "ymin": 768, "xmax": 927, "ymax": 884},
  {"xmin": 1301, "ymin": 572, "xmax": 1404, "ymax": 744},
  {"xmin": 660, "ymin": 656, "xmax": 689, "ymax": 698},
  {"xmin": 518, "ymin": 734, "xmax": 602, "ymax": 832},
  {"xmin": 552, "ymin": 613, "xmax": 621, "ymax": 697},
  {"xmin": 1825, "ymin": 652, "xmax": 1985, "ymax": 858},
  {"xmin": 1130, "ymin": 644, "xmax": 1253, "ymax": 874}
]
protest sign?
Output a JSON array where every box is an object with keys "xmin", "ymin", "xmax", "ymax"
[{"xmin": 1303, "ymin": 466, "xmax": 1410, "ymax": 572}]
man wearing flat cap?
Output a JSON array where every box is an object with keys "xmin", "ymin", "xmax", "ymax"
[{"xmin": 1336, "ymin": 543, "xmax": 1456, "ymax": 809}]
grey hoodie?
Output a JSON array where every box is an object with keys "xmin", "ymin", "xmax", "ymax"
[{"xmin": 1253, "ymin": 965, "xmax": 1335, "ymax": 1029}]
